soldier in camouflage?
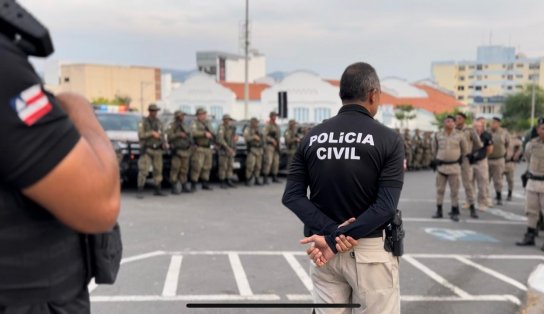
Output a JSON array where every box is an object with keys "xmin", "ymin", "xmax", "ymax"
[
  {"xmin": 262, "ymin": 111, "xmax": 281, "ymax": 183},
  {"xmin": 190, "ymin": 108, "xmax": 214, "ymax": 191},
  {"xmin": 244, "ymin": 117, "xmax": 264, "ymax": 186},
  {"xmin": 422, "ymin": 131, "xmax": 434, "ymax": 169},
  {"xmin": 217, "ymin": 114, "xmax": 238, "ymax": 189},
  {"xmin": 412, "ymin": 128, "xmax": 424, "ymax": 170},
  {"xmin": 137, "ymin": 104, "xmax": 167, "ymax": 198},
  {"xmin": 403, "ymin": 129, "xmax": 413, "ymax": 170},
  {"xmin": 284, "ymin": 119, "xmax": 301, "ymax": 172},
  {"xmin": 167, "ymin": 110, "xmax": 192, "ymax": 195}
]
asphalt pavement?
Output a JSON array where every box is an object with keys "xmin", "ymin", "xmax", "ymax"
[{"xmin": 90, "ymin": 163, "xmax": 543, "ymax": 314}]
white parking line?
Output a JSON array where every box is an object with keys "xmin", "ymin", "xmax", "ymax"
[
  {"xmin": 228, "ymin": 252, "xmax": 253, "ymax": 296},
  {"xmin": 162, "ymin": 255, "xmax": 183, "ymax": 297},
  {"xmin": 402, "ymin": 255, "xmax": 472, "ymax": 299},
  {"xmin": 121, "ymin": 251, "xmax": 165, "ymax": 264},
  {"xmin": 454, "ymin": 256, "xmax": 527, "ymax": 291},
  {"xmin": 401, "ymin": 295, "xmax": 520, "ymax": 305},
  {"xmin": 404, "ymin": 217, "xmax": 524, "ymax": 225},
  {"xmin": 283, "ymin": 253, "xmax": 313, "ymax": 292},
  {"xmin": 91, "ymin": 294, "xmax": 281, "ymax": 302},
  {"xmin": 410, "ymin": 254, "xmax": 544, "ymax": 260}
]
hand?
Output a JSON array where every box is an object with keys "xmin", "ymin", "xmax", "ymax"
[
  {"xmin": 338, "ymin": 217, "xmax": 356, "ymax": 228},
  {"xmin": 253, "ymin": 135, "xmax": 261, "ymax": 141},
  {"xmin": 179, "ymin": 132, "xmax": 188, "ymax": 138},
  {"xmin": 151, "ymin": 131, "xmax": 161, "ymax": 139},
  {"xmin": 300, "ymin": 235, "xmax": 335, "ymax": 267},
  {"xmin": 205, "ymin": 132, "xmax": 213, "ymax": 139},
  {"xmin": 335, "ymin": 235, "xmax": 358, "ymax": 253},
  {"xmin": 270, "ymin": 139, "xmax": 277, "ymax": 147}
]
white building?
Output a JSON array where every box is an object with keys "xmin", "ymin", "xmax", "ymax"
[{"xmin": 196, "ymin": 50, "xmax": 266, "ymax": 83}]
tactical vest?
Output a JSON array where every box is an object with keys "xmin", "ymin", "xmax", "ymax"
[
  {"xmin": 285, "ymin": 129, "xmax": 298, "ymax": 150},
  {"xmin": 142, "ymin": 117, "xmax": 163, "ymax": 148},
  {"xmin": 246, "ymin": 127, "xmax": 263, "ymax": 148},
  {"xmin": 169, "ymin": 122, "xmax": 191, "ymax": 150},
  {"xmin": 0, "ymin": 186, "xmax": 86, "ymax": 305},
  {"xmin": 219, "ymin": 125, "xmax": 236, "ymax": 149},
  {"xmin": 193, "ymin": 121, "xmax": 212, "ymax": 147},
  {"xmin": 529, "ymin": 139, "xmax": 544, "ymax": 176},
  {"xmin": 489, "ymin": 129, "xmax": 507, "ymax": 159}
]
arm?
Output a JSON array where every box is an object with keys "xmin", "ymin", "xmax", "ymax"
[
  {"xmin": 166, "ymin": 124, "xmax": 179, "ymax": 141},
  {"xmin": 191, "ymin": 121, "xmax": 206, "ymax": 137},
  {"xmin": 23, "ymin": 93, "xmax": 120, "ymax": 233},
  {"xmin": 216, "ymin": 126, "xmax": 228, "ymax": 148}
]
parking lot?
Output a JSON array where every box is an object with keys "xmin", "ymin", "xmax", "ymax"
[{"xmin": 90, "ymin": 166, "xmax": 543, "ymax": 314}]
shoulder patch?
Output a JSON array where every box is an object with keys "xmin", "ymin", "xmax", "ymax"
[{"xmin": 9, "ymin": 84, "xmax": 52, "ymax": 126}]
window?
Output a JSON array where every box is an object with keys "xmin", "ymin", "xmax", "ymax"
[
  {"xmin": 475, "ymin": 86, "xmax": 482, "ymax": 91},
  {"xmin": 457, "ymin": 86, "xmax": 465, "ymax": 91},
  {"xmin": 507, "ymin": 64, "xmax": 514, "ymax": 70},
  {"xmin": 210, "ymin": 106, "xmax": 223, "ymax": 119},
  {"xmin": 181, "ymin": 105, "xmax": 191, "ymax": 113},
  {"xmin": 468, "ymin": 65, "xmax": 475, "ymax": 69},
  {"xmin": 484, "ymin": 65, "xmax": 488, "ymax": 69},
  {"xmin": 468, "ymin": 75, "xmax": 474, "ymax": 79},
  {"xmin": 507, "ymin": 86, "xmax": 513, "ymax": 90},
  {"xmin": 476, "ymin": 76, "xmax": 482, "ymax": 80},
  {"xmin": 64, "ymin": 77, "xmax": 70, "ymax": 82},
  {"xmin": 468, "ymin": 85, "xmax": 474, "ymax": 89},
  {"xmin": 293, "ymin": 107, "xmax": 309, "ymax": 122},
  {"xmin": 516, "ymin": 74, "xmax": 523, "ymax": 79},
  {"xmin": 529, "ymin": 75, "xmax": 540, "ymax": 81},
  {"xmin": 507, "ymin": 75, "xmax": 514, "ymax": 80},
  {"xmin": 314, "ymin": 107, "xmax": 331, "ymax": 123},
  {"xmin": 529, "ymin": 64, "xmax": 540, "ymax": 70},
  {"xmin": 476, "ymin": 64, "xmax": 483, "ymax": 70},
  {"xmin": 457, "ymin": 96, "xmax": 464, "ymax": 100},
  {"xmin": 459, "ymin": 66, "xmax": 466, "ymax": 71},
  {"xmin": 459, "ymin": 76, "xmax": 465, "ymax": 81},
  {"xmin": 516, "ymin": 63, "xmax": 524, "ymax": 68},
  {"xmin": 516, "ymin": 85, "xmax": 523, "ymax": 89},
  {"xmin": 484, "ymin": 75, "xmax": 488, "ymax": 79}
]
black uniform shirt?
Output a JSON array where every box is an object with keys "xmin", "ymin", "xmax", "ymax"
[
  {"xmin": 283, "ymin": 104, "xmax": 404, "ymax": 252},
  {"xmin": 480, "ymin": 131, "xmax": 493, "ymax": 149}
]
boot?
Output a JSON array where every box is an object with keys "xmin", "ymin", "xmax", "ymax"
[
  {"xmin": 202, "ymin": 182, "xmax": 213, "ymax": 191},
  {"xmin": 171, "ymin": 182, "xmax": 181, "ymax": 195},
  {"xmin": 272, "ymin": 175, "xmax": 281, "ymax": 183},
  {"xmin": 227, "ymin": 179, "xmax": 236, "ymax": 188},
  {"xmin": 245, "ymin": 176, "xmax": 253, "ymax": 187},
  {"xmin": 496, "ymin": 192, "xmax": 502, "ymax": 206},
  {"xmin": 432, "ymin": 205, "xmax": 443, "ymax": 219},
  {"xmin": 154, "ymin": 185, "xmax": 167, "ymax": 196},
  {"xmin": 136, "ymin": 186, "xmax": 144, "ymax": 199},
  {"xmin": 507, "ymin": 190, "xmax": 512, "ymax": 201},
  {"xmin": 255, "ymin": 177, "xmax": 263, "ymax": 186},
  {"xmin": 469, "ymin": 204, "xmax": 479, "ymax": 219},
  {"xmin": 191, "ymin": 181, "xmax": 197, "ymax": 192},
  {"xmin": 263, "ymin": 176, "xmax": 269, "ymax": 185},
  {"xmin": 516, "ymin": 228, "xmax": 536, "ymax": 246},
  {"xmin": 182, "ymin": 182, "xmax": 192, "ymax": 193},
  {"xmin": 449, "ymin": 206, "xmax": 460, "ymax": 222},
  {"xmin": 220, "ymin": 180, "xmax": 228, "ymax": 189}
]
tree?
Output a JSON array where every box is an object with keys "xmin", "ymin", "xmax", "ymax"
[
  {"xmin": 502, "ymin": 84, "xmax": 544, "ymax": 132},
  {"xmin": 394, "ymin": 104, "xmax": 417, "ymax": 128},
  {"xmin": 91, "ymin": 97, "xmax": 112, "ymax": 105}
]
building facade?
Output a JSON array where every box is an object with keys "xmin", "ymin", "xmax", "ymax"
[{"xmin": 196, "ymin": 50, "xmax": 266, "ymax": 83}]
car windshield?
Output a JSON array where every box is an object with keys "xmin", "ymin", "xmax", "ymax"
[{"xmin": 97, "ymin": 114, "xmax": 141, "ymax": 132}]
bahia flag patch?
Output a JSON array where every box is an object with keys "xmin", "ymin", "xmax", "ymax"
[{"xmin": 9, "ymin": 84, "xmax": 52, "ymax": 126}]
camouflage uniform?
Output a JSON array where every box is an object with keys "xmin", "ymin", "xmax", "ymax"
[
  {"xmin": 421, "ymin": 132, "xmax": 434, "ymax": 169},
  {"xmin": 457, "ymin": 124, "xmax": 482, "ymax": 209},
  {"xmin": 190, "ymin": 117, "xmax": 214, "ymax": 187},
  {"xmin": 217, "ymin": 115, "xmax": 237, "ymax": 187},
  {"xmin": 504, "ymin": 134, "xmax": 523, "ymax": 200},
  {"xmin": 403, "ymin": 129, "xmax": 413, "ymax": 170},
  {"xmin": 488, "ymin": 127, "xmax": 510, "ymax": 204},
  {"xmin": 284, "ymin": 120, "xmax": 300, "ymax": 173},
  {"xmin": 432, "ymin": 128, "xmax": 468, "ymax": 221},
  {"xmin": 262, "ymin": 118, "xmax": 281, "ymax": 182},
  {"xmin": 244, "ymin": 120, "xmax": 264, "ymax": 185},
  {"xmin": 167, "ymin": 112, "xmax": 192, "ymax": 194},
  {"xmin": 411, "ymin": 129, "xmax": 424, "ymax": 170},
  {"xmin": 137, "ymin": 115, "xmax": 166, "ymax": 190}
]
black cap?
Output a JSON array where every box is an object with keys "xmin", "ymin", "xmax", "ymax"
[
  {"xmin": 445, "ymin": 115, "xmax": 455, "ymax": 121},
  {"xmin": 538, "ymin": 117, "xmax": 544, "ymax": 126},
  {"xmin": 456, "ymin": 112, "xmax": 467, "ymax": 119},
  {"xmin": 492, "ymin": 117, "xmax": 502, "ymax": 123}
]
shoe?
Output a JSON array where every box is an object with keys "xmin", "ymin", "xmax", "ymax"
[
  {"xmin": 220, "ymin": 180, "xmax": 228, "ymax": 189},
  {"xmin": 506, "ymin": 190, "xmax": 512, "ymax": 201},
  {"xmin": 136, "ymin": 187, "xmax": 144, "ymax": 199},
  {"xmin": 272, "ymin": 175, "xmax": 281, "ymax": 183},
  {"xmin": 154, "ymin": 185, "xmax": 167, "ymax": 196},
  {"xmin": 182, "ymin": 183, "xmax": 192, "ymax": 193},
  {"xmin": 263, "ymin": 176, "xmax": 269, "ymax": 185},
  {"xmin": 255, "ymin": 177, "xmax": 263, "ymax": 186},
  {"xmin": 432, "ymin": 205, "xmax": 443, "ymax": 219},
  {"xmin": 449, "ymin": 206, "xmax": 460, "ymax": 222},
  {"xmin": 469, "ymin": 204, "xmax": 478, "ymax": 219},
  {"xmin": 245, "ymin": 176, "xmax": 253, "ymax": 187},
  {"xmin": 516, "ymin": 228, "xmax": 536, "ymax": 246},
  {"xmin": 226, "ymin": 179, "xmax": 236, "ymax": 188},
  {"xmin": 202, "ymin": 182, "xmax": 213, "ymax": 190},
  {"xmin": 171, "ymin": 182, "xmax": 181, "ymax": 195},
  {"xmin": 496, "ymin": 192, "xmax": 502, "ymax": 206},
  {"xmin": 191, "ymin": 181, "xmax": 197, "ymax": 192}
]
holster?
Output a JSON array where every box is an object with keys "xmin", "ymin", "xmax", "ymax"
[{"xmin": 384, "ymin": 209, "xmax": 404, "ymax": 257}]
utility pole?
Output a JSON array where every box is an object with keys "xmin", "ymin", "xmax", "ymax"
[
  {"xmin": 531, "ymin": 74, "xmax": 536, "ymax": 128},
  {"xmin": 243, "ymin": 0, "xmax": 249, "ymax": 119}
]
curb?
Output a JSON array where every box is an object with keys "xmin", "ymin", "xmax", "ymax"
[{"xmin": 523, "ymin": 263, "xmax": 544, "ymax": 314}]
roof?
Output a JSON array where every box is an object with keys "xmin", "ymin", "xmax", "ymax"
[{"xmin": 220, "ymin": 82, "xmax": 270, "ymax": 101}]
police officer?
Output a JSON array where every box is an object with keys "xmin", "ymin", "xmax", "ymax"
[
  {"xmin": 262, "ymin": 111, "xmax": 281, "ymax": 183},
  {"xmin": 0, "ymin": 5, "xmax": 120, "ymax": 311},
  {"xmin": 284, "ymin": 119, "xmax": 300, "ymax": 171},
  {"xmin": 431, "ymin": 115, "xmax": 468, "ymax": 222},
  {"xmin": 472, "ymin": 117, "xmax": 494, "ymax": 210},
  {"xmin": 516, "ymin": 120, "xmax": 544, "ymax": 250},
  {"xmin": 283, "ymin": 62, "xmax": 403, "ymax": 313},
  {"xmin": 243, "ymin": 117, "xmax": 264, "ymax": 186},
  {"xmin": 455, "ymin": 112, "xmax": 482, "ymax": 218},
  {"xmin": 488, "ymin": 117, "xmax": 510, "ymax": 205},
  {"xmin": 167, "ymin": 110, "xmax": 192, "ymax": 194},
  {"xmin": 190, "ymin": 107, "xmax": 214, "ymax": 191},
  {"xmin": 137, "ymin": 104, "xmax": 167, "ymax": 198},
  {"xmin": 504, "ymin": 133, "xmax": 523, "ymax": 201},
  {"xmin": 217, "ymin": 114, "xmax": 238, "ymax": 189}
]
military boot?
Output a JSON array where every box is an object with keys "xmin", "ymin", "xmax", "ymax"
[
  {"xmin": 154, "ymin": 185, "xmax": 167, "ymax": 196},
  {"xmin": 245, "ymin": 176, "xmax": 253, "ymax": 187},
  {"xmin": 136, "ymin": 186, "xmax": 145, "ymax": 199},
  {"xmin": 202, "ymin": 182, "xmax": 213, "ymax": 191},
  {"xmin": 190, "ymin": 181, "xmax": 197, "ymax": 192},
  {"xmin": 507, "ymin": 190, "xmax": 512, "ymax": 201},
  {"xmin": 182, "ymin": 182, "xmax": 192, "ymax": 193},
  {"xmin": 469, "ymin": 204, "xmax": 479, "ymax": 219},
  {"xmin": 263, "ymin": 176, "xmax": 269, "ymax": 185},
  {"xmin": 227, "ymin": 179, "xmax": 236, "ymax": 188},
  {"xmin": 171, "ymin": 182, "xmax": 181, "ymax": 195},
  {"xmin": 449, "ymin": 206, "xmax": 460, "ymax": 222},
  {"xmin": 272, "ymin": 175, "xmax": 281, "ymax": 183},
  {"xmin": 516, "ymin": 228, "xmax": 536, "ymax": 246},
  {"xmin": 432, "ymin": 205, "xmax": 443, "ymax": 219},
  {"xmin": 496, "ymin": 192, "xmax": 503, "ymax": 206},
  {"xmin": 255, "ymin": 177, "xmax": 263, "ymax": 186},
  {"xmin": 220, "ymin": 180, "xmax": 228, "ymax": 189}
]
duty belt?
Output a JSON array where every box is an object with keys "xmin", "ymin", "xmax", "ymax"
[
  {"xmin": 148, "ymin": 143, "xmax": 162, "ymax": 149},
  {"xmin": 437, "ymin": 159, "xmax": 459, "ymax": 165},
  {"xmin": 488, "ymin": 156, "xmax": 505, "ymax": 160},
  {"xmin": 528, "ymin": 172, "xmax": 544, "ymax": 181}
]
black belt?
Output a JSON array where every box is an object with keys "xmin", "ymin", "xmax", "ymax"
[
  {"xmin": 528, "ymin": 172, "xmax": 544, "ymax": 181},
  {"xmin": 489, "ymin": 156, "xmax": 505, "ymax": 160},
  {"xmin": 437, "ymin": 159, "xmax": 459, "ymax": 165}
]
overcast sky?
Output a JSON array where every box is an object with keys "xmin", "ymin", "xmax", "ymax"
[{"xmin": 21, "ymin": 0, "xmax": 544, "ymax": 81}]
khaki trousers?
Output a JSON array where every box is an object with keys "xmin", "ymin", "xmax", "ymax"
[
  {"xmin": 170, "ymin": 149, "xmax": 191, "ymax": 184},
  {"xmin": 218, "ymin": 154, "xmax": 234, "ymax": 181},
  {"xmin": 504, "ymin": 162, "xmax": 516, "ymax": 191},
  {"xmin": 460, "ymin": 158, "xmax": 475, "ymax": 205},
  {"xmin": 472, "ymin": 158, "xmax": 490, "ymax": 207},
  {"xmin": 526, "ymin": 190, "xmax": 544, "ymax": 229},
  {"xmin": 436, "ymin": 172, "xmax": 460, "ymax": 207},
  {"xmin": 137, "ymin": 148, "xmax": 163, "ymax": 187},
  {"xmin": 488, "ymin": 158, "xmax": 505, "ymax": 193},
  {"xmin": 245, "ymin": 149, "xmax": 263, "ymax": 179},
  {"xmin": 310, "ymin": 237, "xmax": 400, "ymax": 314},
  {"xmin": 262, "ymin": 145, "xmax": 280, "ymax": 176},
  {"xmin": 190, "ymin": 147, "xmax": 213, "ymax": 182}
]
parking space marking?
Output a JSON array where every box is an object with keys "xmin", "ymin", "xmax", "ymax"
[
  {"xmin": 404, "ymin": 217, "xmax": 524, "ymax": 225},
  {"xmin": 409, "ymin": 254, "xmax": 544, "ymax": 260},
  {"xmin": 228, "ymin": 252, "xmax": 253, "ymax": 296},
  {"xmin": 91, "ymin": 294, "xmax": 281, "ymax": 302},
  {"xmin": 162, "ymin": 255, "xmax": 183, "ymax": 297},
  {"xmin": 401, "ymin": 295, "xmax": 520, "ymax": 305},
  {"xmin": 454, "ymin": 256, "xmax": 527, "ymax": 291},
  {"xmin": 402, "ymin": 255, "xmax": 471, "ymax": 298},
  {"xmin": 283, "ymin": 253, "xmax": 313, "ymax": 292}
]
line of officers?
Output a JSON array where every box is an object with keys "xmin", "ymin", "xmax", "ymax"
[
  {"xmin": 135, "ymin": 104, "xmax": 306, "ymax": 198},
  {"xmin": 426, "ymin": 112, "xmax": 544, "ymax": 251}
]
